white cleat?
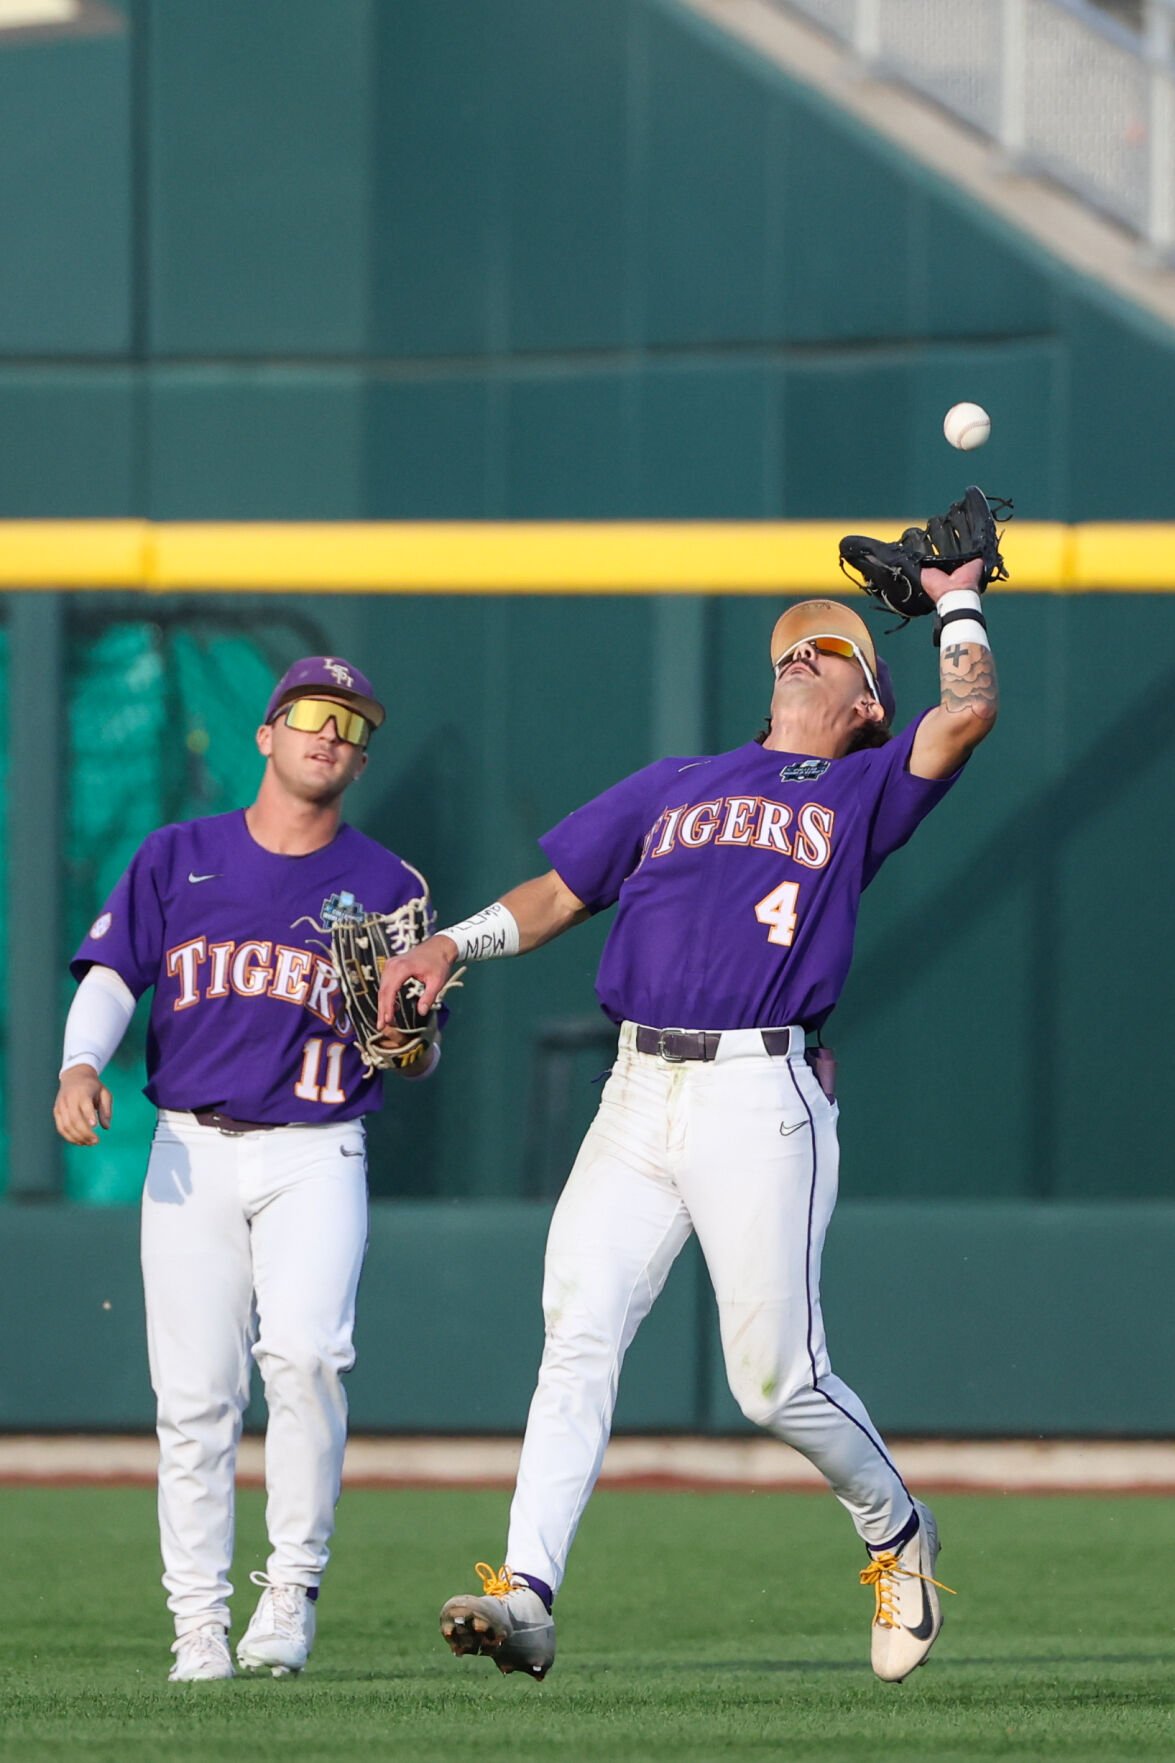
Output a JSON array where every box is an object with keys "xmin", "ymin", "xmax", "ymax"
[
  {"xmin": 236, "ymin": 1572, "xmax": 317, "ymax": 1676},
  {"xmin": 861, "ymin": 1500, "xmax": 956, "ymax": 1683},
  {"xmin": 169, "ymin": 1623, "xmax": 234, "ymax": 1682},
  {"xmin": 440, "ymin": 1562, "xmax": 556, "ymax": 1680}
]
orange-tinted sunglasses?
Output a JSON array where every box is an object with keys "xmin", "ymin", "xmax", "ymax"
[
  {"xmin": 280, "ymin": 697, "xmax": 372, "ymax": 748},
  {"xmin": 774, "ymin": 634, "xmax": 882, "ymax": 704}
]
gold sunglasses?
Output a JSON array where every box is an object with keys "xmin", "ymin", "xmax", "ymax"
[
  {"xmin": 774, "ymin": 634, "xmax": 881, "ymax": 704},
  {"xmin": 280, "ymin": 697, "xmax": 373, "ymax": 748}
]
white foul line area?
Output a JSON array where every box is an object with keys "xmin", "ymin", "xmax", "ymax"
[{"xmin": 2, "ymin": 1435, "xmax": 1174, "ymax": 1493}]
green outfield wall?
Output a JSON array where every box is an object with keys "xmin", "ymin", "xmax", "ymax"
[
  {"xmin": 2, "ymin": 0, "xmax": 1175, "ymax": 525},
  {"xmin": 3, "ymin": 1200, "xmax": 1173, "ymax": 1436},
  {"xmin": 2, "ymin": 0, "xmax": 1174, "ymax": 1434},
  {"xmin": 7, "ymin": 585, "xmax": 1169, "ymax": 1211},
  {"xmin": 6, "ymin": 579, "xmax": 1172, "ymax": 1435}
]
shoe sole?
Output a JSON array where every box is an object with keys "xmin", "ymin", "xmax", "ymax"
[
  {"xmin": 236, "ymin": 1649, "xmax": 308, "ymax": 1677},
  {"xmin": 440, "ymin": 1602, "xmax": 552, "ymax": 1681}
]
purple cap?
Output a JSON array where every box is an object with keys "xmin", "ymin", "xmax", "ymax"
[{"xmin": 265, "ymin": 657, "xmax": 385, "ymax": 730}]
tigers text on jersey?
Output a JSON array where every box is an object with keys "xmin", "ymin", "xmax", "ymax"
[
  {"xmin": 539, "ymin": 714, "xmax": 957, "ymax": 1032},
  {"xmin": 71, "ymin": 810, "xmax": 430, "ymax": 1123}
]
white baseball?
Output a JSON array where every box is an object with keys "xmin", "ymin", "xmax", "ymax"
[{"xmin": 943, "ymin": 402, "xmax": 991, "ymax": 451}]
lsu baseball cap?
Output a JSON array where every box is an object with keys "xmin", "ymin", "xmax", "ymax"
[
  {"xmin": 265, "ymin": 656, "xmax": 386, "ymax": 730},
  {"xmin": 770, "ymin": 600, "xmax": 896, "ymax": 725}
]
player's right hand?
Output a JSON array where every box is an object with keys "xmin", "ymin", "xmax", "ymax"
[
  {"xmin": 53, "ymin": 1064, "xmax": 113, "ymax": 1147},
  {"xmin": 376, "ymin": 935, "xmax": 458, "ymax": 1028}
]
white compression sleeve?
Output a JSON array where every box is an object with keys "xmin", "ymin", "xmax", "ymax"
[{"xmin": 61, "ymin": 965, "xmax": 136, "ymax": 1076}]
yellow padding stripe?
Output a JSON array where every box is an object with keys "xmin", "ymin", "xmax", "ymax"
[
  {"xmin": 153, "ymin": 522, "xmax": 857, "ymax": 592},
  {"xmin": 0, "ymin": 519, "xmax": 1163, "ymax": 592},
  {"xmin": 0, "ymin": 522, "xmax": 150, "ymax": 586},
  {"xmin": 1073, "ymin": 525, "xmax": 1175, "ymax": 590}
]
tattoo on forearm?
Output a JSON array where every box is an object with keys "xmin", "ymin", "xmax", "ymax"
[{"xmin": 939, "ymin": 643, "xmax": 998, "ymax": 720}]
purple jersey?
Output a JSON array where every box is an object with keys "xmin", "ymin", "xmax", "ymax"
[
  {"xmin": 71, "ymin": 810, "xmax": 431, "ymax": 1123},
  {"xmin": 539, "ymin": 714, "xmax": 958, "ymax": 1032}
]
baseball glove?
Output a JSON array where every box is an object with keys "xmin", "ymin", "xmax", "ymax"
[
  {"xmin": 837, "ymin": 485, "xmax": 1011, "ymax": 622},
  {"xmin": 331, "ymin": 902, "xmax": 463, "ymax": 1076}
]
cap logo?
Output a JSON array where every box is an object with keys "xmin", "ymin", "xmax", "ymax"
[{"xmin": 322, "ymin": 658, "xmax": 354, "ymax": 688}]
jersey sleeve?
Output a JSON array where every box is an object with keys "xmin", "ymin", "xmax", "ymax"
[
  {"xmin": 539, "ymin": 761, "xmax": 669, "ymax": 912},
  {"xmin": 70, "ymin": 831, "xmax": 169, "ymax": 996},
  {"xmin": 860, "ymin": 713, "xmax": 961, "ymax": 885}
]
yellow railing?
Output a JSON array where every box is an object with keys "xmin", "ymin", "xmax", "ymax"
[{"xmin": 0, "ymin": 519, "xmax": 1168, "ymax": 592}]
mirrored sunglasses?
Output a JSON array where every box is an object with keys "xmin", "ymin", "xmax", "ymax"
[
  {"xmin": 281, "ymin": 697, "xmax": 372, "ymax": 748},
  {"xmin": 774, "ymin": 634, "xmax": 881, "ymax": 704}
]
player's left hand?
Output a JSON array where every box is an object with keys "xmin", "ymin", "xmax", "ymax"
[
  {"xmin": 53, "ymin": 1064, "xmax": 113, "ymax": 1146},
  {"xmin": 377, "ymin": 935, "xmax": 460, "ymax": 1029},
  {"xmin": 920, "ymin": 555, "xmax": 985, "ymax": 603}
]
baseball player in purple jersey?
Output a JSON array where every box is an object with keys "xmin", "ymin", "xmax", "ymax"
[
  {"xmin": 53, "ymin": 657, "xmax": 439, "ymax": 1683},
  {"xmin": 376, "ymin": 559, "xmax": 996, "ymax": 1684}
]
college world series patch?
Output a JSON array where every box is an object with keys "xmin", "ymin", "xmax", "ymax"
[
  {"xmin": 779, "ymin": 759, "xmax": 831, "ymax": 783},
  {"xmin": 319, "ymin": 891, "xmax": 367, "ymax": 928}
]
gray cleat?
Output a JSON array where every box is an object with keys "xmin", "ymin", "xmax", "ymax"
[
  {"xmin": 860, "ymin": 1499, "xmax": 956, "ymax": 1683},
  {"xmin": 440, "ymin": 1562, "xmax": 556, "ymax": 1680}
]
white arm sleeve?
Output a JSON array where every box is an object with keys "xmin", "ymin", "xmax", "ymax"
[{"xmin": 60, "ymin": 965, "xmax": 136, "ymax": 1077}]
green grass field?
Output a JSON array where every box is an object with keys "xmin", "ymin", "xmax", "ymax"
[{"xmin": 1, "ymin": 1483, "xmax": 1172, "ymax": 1762}]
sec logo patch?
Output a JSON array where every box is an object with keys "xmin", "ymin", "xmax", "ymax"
[{"xmin": 89, "ymin": 912, "xmax": 112, "ymax": 939}]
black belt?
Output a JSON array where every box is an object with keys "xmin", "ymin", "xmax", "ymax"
[
  {"xmin": 191, "ymin": 1108, "xmax": 281, "ymax": 1136},
  {"xmin": 633, "ymin": 1025, "xmax": 801, "ymax": 1062}
]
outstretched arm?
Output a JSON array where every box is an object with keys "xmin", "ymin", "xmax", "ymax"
[
  {"xmin": 908, "ymin": 557, "xmax": 999, "ymax": 780},
  {"xmin": 376, "ymin": 869, "xmax": 589, "ymax": 1026}
]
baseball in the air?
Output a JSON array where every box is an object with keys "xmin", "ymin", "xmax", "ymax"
[{"xmin": 943, "ymin": 402, "xmax": 991, "ymax": 451}]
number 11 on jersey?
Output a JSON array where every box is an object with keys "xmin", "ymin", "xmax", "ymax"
[
  {"xmin": 295, "ymin": 1037, "xmax": 347, "ymax": 1103},
  {"xmin": 754, "ymin": 880, "xmax": 799, "ymax": 947}
]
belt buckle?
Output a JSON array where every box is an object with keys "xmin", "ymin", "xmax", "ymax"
[
  {"xmin": 656, "ymin": 1027, "xmax": 687, "ymax": 1063},
  {"xmin": 211, "ymin": 1113, "xmax": 246, "ymax": 1136}
]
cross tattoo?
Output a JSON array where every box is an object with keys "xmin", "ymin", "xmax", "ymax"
[{"xmin": 944, "ymin": 643, "xmax": 968, "ymax": 666}]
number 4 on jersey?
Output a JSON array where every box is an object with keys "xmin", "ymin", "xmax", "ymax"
[{"xmin": 754, "ymin": 880, "xmax": 799, "ymax": 947}]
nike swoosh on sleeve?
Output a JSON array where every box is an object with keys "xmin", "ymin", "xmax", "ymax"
[{"xmin": 187, "ymin": 873, "xmax": 220, "ymax": 884}]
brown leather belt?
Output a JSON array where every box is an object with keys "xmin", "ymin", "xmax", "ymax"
[
  {"xmin": 191, "ymin": 1108, "xmax": 281, "ymax": 1136},
  {"xmin": 633, "ymin": 1025, "xmax": 802, "ymax": 1062}
]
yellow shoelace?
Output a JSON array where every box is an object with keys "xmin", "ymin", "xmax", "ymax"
[
  {"xmin": 474, "ymin": 1561, "xmax": 515, "ymax": 1598},
  {"xmin": 859, "ymin": 1551, "xmax": 957, "ymax": 1629}
]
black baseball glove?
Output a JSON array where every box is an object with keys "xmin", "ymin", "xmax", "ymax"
[
  {"xmin": 838, "ymin": 485, "xmax": 1011, "ymax": 622},
  {"xmin": 331, "ymin": 907, "xmax": 463, "ymax": 1076}
]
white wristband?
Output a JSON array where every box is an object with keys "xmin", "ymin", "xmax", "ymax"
[
  {"xmin": 936, "ymin": 586, "xmax": 990, "ymax": 652},
  {"xmin": 437, "ymin": 901, "xmax": 521, "ymax": 962}
]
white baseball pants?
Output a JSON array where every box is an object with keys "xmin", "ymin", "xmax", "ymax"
[
  {"xmin": 506, "ymin": 1024, "xmax": 914, "ymax": 1592},
  {"xmin": 141, "ymin": 1112, "xmax": 368, "ymax": 1636}
]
